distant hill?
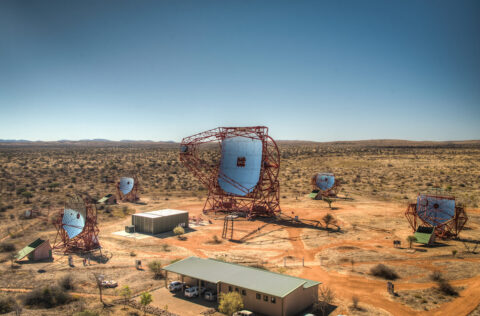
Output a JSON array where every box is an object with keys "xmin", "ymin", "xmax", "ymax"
[
  {"xmin": 0, "ymin": 139, "xmax": 32, "ymax": 143},
  {"xmin": 277, "ymin": 139, "xmax": 480, "ymax": 147},
  {"xmin": 0, "ymin": 139, "xmax": 178, "ymax": 148},
  {"xmin": 0, "ymin": 139, "xmax": 479, "ymax": 148}
]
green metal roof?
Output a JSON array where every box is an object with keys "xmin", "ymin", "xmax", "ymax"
[
  {"xmin": 414, "ymin": 232, "xmax": 432, "ymax": 244},
  {"xmin": 163, "ymin": 257, "xmax": 320, "ymax": 298},
  {"xmin": 16, "ymin": 238, "xmax": 46, "ymax": 260},
  {"xmin": 98, "ymin": 194, "xmax": 114, "ymax": 203},
  {"xmin": 309, "ymin": 191, "xmax": 318, "ymax": 199}
]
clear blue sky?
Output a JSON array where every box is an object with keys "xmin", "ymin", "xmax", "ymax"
[{"xmin": 1, "ymin": 0, "xmax": 479, "ymax": 142}]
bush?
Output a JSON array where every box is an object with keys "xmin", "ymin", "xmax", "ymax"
[
  {"xmin": 0, "ymin": 242, "xmax": 16, "ymax": 252},
  {"xmin": 140, "ymin": 291, "xmax": 153, "ymax": 314},
  {"xmin": 148, "ymin": 261, "xmax": 163, "ymax": 279},
  {"xmin": 0, "ymin": 295, "xmax": 17, "ymax": 314},
  {"xmin": 370, "ymin": 264, "xmax": 399, "ymax": 280},
  {"xmin": 430, "ymin": 272, "xmax": 457, "ymax": 296},
  {"xmin": 173, "ymin": 225, "xmax": 185, "ymax": 236},
  {"xmin": 430, "ymin": 271, "xmax": 443, "ymax": 282},
  {"xmin": 211, "ymin": 235, "xmax": 222, "ymax": 244},
  {"xmin": 438, "ymin": 280, "xmax": 458, "ymax": 296},
  {"xmin": 161, "ymin": 244, "xmax": 171, "ymax": 252},
  {"xmin": 352, "ymin": 296, "xmax": 359, "ymax": 310},
  {"xmin": 23, "ymin": 285, "xmax": 72, "ymax": 308},
  {"xmin": 218, "ymin": 292, "xmax": 244, "ymax": 316},
  {"xmin": 122, "ymin": 206, "xmax": 130, "ymax": 215},
  {"xmin": 58, "ymin": 275, "xmax": 75, "ymax": 291}
]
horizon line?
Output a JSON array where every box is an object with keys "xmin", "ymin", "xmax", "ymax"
[{"xmin": 1, "ymin": 138, "xmax": 479, "ymax": 144}]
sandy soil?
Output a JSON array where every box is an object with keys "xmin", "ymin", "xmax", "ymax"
[{"xmin": 2, "ymin": 194, "xmax": 480, "ymax": 315}]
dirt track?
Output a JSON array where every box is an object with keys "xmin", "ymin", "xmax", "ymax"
[
  {"xmin": 3, "ymin": 194, "xmax": 479, "ymax": 315},
  {"xmin": 115, "ymin": 195, "xmax": 480, "ymax": 315}
]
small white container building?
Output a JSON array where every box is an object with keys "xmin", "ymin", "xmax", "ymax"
[{"xmin": 132, "ymin": 209, "xmax": 188, "ymax": 235}]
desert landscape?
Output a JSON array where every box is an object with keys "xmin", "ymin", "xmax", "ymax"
[{"xmin": 0, "ymin": 140, "xmax": 479, "ymax": 315}]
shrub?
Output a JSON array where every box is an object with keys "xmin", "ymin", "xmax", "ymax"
[
  {"xmin": 0, "ymin": 295, "xmax": 17, "ymax": 314},
  {"xmin": 438, "ymin": 280, "xmax": 458, "ymax": 296},
  {"xmin": 370, "ymin": 264, "xmax": 399, "ymax": 280},
  {"xmin": 58, "ymin": 275, "xmax": 75, "ymax": 291},
  {"xmin": 352, "ymin": 296, "xmax": 359, "ymax": 310},
  {"xmin": 0, "ymin": 242, "xmax": 16, "ymax": 252},
  {"xmin": 218, "ymin": 292, "xmax": 244, "ymax": 316},
  {"xmin": 148, "ymin": 260, "xmax": 163, "ymax": 279},
  {"xmin": 169, "ymin": 258, "xmax": 181, "ymax": 264},
  {"xmin": 430, "ymin": 271, "xmax": 443, "ymax": 282},
  {"xmin": 323, "ymin": 198, "xmax": 335, "ymax": 210},
  {"xmin": 212, "ymin": 235, "xmax": 222, "ymax": 244},
  {"xmin": 119, "ymin": 285, "xmax": 132, "ymax": 309},
  {"xmin": 322, "ymin": 213, "xmax": 335, "ymax": 229},
  {"xmin": 407, "ymin": 235, "xmax": 417, "ymax": 248},
  {"xmin": 161, "ymin": 244, "xmax": 171, "ymax": 252},
  {"xmin": 173, "ymin": 225, "xmax": 185, "ymax": 236},
  {"xmin": 23, "ymin": 285, "xmax": 72, "ymax": 308},
  {"xmin": 140, "ymin": 292, "xmax": 152, "ymax": 315},
  {"xmin": 430, "ymin": 272, "xmax": 458, "ymax": 296},
  {"xmin": 315, "ymin": 285, "xmax": 336, "ymax": 316}
]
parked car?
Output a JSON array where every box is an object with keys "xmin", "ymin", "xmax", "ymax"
[
  {"xmin": 204, "ymin": 290, "xmax": 217, "ymax": 301},
  {"xmin": 184, "ymin": 286, "xmax": 199, "ymax": 298},
  {"xmin": 168, "ymin": 281, "xmax": 184, "ymax": 292},
  {"xmin": 233, "ymin": 311, "xmax": 255, "ymax": 316}
]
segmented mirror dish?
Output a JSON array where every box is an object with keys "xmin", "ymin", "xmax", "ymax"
[
  {"xmin": 315, "ymin": 173, "xmax": 335, "ymax": 191},
  {"xmin": 416, "ymin": 195, "xmax": 455, "ymax": 225},
  {"xmin": 218, "ymin": 136, "xmax": 263, "ymax": 196},
  {"xmin": 119, "ymin": 177, "xmax": 134, "ymax": 195},
  {"xmin": 62, "ymin": 208, "xmax": 86, "ymax": 239}
]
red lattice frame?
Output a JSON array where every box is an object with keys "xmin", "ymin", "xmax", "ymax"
[
  {"xmin": 116, "ymin": 175, "xmax": 139, "ymax": 202},
  {"xmin": 405, "ymin": 194, "xmax": 468, "ymax": 239},
  {"xmin": 53, "ymin": 194, "xmax": 100, "ymax": 253},
  {"xmin": 180, "ymin": 126, "xmax": 280, "ymax": 218},
  {"xmin": 310, "ymin": 174, "xmax": 341, "ymax": 199}
]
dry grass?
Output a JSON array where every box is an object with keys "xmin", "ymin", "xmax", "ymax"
[
  {"xmin": 0, "ymin": 141, "xmax": 479, "ymax": 315},
  {"xmin": 393, "ymin": 286, "xmax": 464, "ymax": 311},
  {"xmin": 0, "ymin": 142, "xmax": 479, "ymax": 217}
]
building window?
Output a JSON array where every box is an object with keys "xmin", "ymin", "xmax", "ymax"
[
  {"xmin": 235, "ymin": 287, "xmax": 239, "ymax": 292},
  {"xmin": 256, "ymin": 293, "xmax": 261, "ymax": 300},
  {"xmin": 242, "ymin": 289, "xmax": 246, "ymax": 296},
  {"xmin": 237, "ymin": 157, "xmax": 246, "ymax": 167},
  {"xmin": 271, "ymin": 297, "xmax": 276, "ymax": 303},
  {"xmin": 228, "ymin": 286, "xmax": 232, "ymax": 292},
  {"xmin": 264, "ymin": 295, "xmax": 268, "ymax": 302}
]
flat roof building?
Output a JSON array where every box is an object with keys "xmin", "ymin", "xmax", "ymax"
[
  {"xmin": 132, "ymin": 209, "xmax": 188, "ymax": 235},
  {"xmin": 163, "ymin": 256, "xmax": 320, "ymax": 316}
]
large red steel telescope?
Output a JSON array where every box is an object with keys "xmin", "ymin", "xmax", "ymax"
[
  {"xmin": 405, "ymin": 193, "xmax": 468, "ymax": 238},
  {"xmin": 53, "ymin": 194, "xmax": 100, "ymax": 253},
  {"xmin": 180, "ymin": 126, "xmax": 281, "ymax": 218}
]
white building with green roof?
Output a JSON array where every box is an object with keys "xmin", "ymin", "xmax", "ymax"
[{"xmin": 163, "ymin": 256, "xmax": 320, "ymax": 316}]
